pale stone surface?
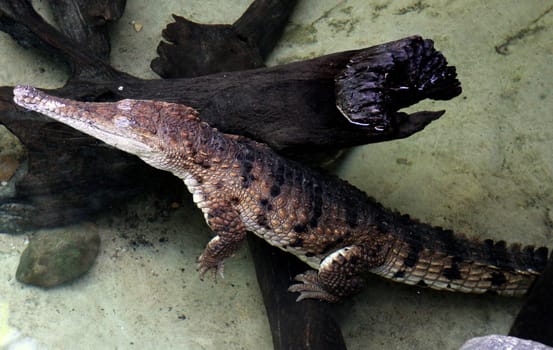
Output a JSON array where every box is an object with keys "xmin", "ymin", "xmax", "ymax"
[{"xmin": 460, "ymin": 335, "xmax": 552, "ymax": 350}]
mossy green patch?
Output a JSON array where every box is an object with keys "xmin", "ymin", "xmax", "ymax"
[{"xmin": 281, "ymin": 23, "xmax": 319, "ymax": 46}]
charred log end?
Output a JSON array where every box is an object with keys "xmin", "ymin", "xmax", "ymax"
[
  {"xmin": 335, "ymin": 35, "xmax": 462, "ymax": 133},
  {"xmin": 151, "ymin": 15, "xmax": 264, "ymax": 79}
]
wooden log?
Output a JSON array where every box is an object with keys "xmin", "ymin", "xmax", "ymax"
[
  {"xmin": 509, "ymin": 251, "xmax": 553, "ymax": 346},
  {"xmin": 53, "ymin": 36, "xmax": 458, "ymax": 154}
]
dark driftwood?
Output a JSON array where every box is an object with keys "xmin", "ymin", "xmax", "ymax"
[
  {"xmin": 509, "ymin": 252, "xmax": 553, "ymax": 346},
  {"xmin": 151, "ymin": 0, "xmax": 299, "ymax": 78},
  {"xmin": 58, "ymin": 41, "xmax": 459, "ymax": 154}
]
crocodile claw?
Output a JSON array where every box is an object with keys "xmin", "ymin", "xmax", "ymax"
[
  {"xmin": 288, "ymin": 271, "xmax": 340, "ymax": 303},
  {"xmin": 197, "ymin": 255, "xmax": 225, "ymax": 281}
]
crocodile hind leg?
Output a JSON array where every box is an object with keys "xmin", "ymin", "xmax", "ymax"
[
  {"xmin": 289, "ymin": 244, "xmax": 386, "ymax": 302},
  {"xmin": 197, "ymin": 206, "xmax": 247, "ymax": 279}
]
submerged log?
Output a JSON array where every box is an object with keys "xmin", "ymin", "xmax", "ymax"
[
  {"xmin": 509, "ymin": 251, "xmax": 553, "ymax": 346},
  {"xmin": 55, "ymin": 38, "xmax": 460, "ymax": 153}
]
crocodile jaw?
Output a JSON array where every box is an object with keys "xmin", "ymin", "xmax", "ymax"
[{"xmin": 13, "ymin": 85, "xmax": 154, "ymax": 159}]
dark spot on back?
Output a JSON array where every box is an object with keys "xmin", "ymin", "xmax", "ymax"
[
  {"xmin": 245, "ymin": 151, "xmax": 255, "ymax": 162},
  {"xmin": 345, "ymin": 201, "xmax": 358, "ymax": 227},
  {"xmin": 533, "ymin": 246, "xmax": 549, "ymax": 271},
  {"xmin": 319, "ymin": 237, "xmax": 345, "ymax": 255},
  {"xmin": 240, "ymin": 161, "xmax": 255, "ymax": 188},
  {"xmin": 484, "ymin": 239, "xmax": 515, "ymax": 272},
  {"xmin": 309, "ymin": 184, "xmax": 323, "ymax": 228},
  {"xmin": 416, "ymin": 280, "xmax": 428, "ymax": 287},
  {"xmin": 489, "ymin": 272, "xmax": 507, "ymax": 286},
  {"xmin": 293, "ymin": 224, "xmax": 307, "ymax": 233},
  {"xmin": 257, "ymin": 198, "xmax": 273, "ymax": 211},
  {"xmin": 272, "ymin": 161, "xmax": 286, "ymax": 186},
  {"xmin": 403, "ymin": 229, "xmax": 423, "ymax": 268},
  {"xmin": 348, "ymin": 255, "xmax": 359, "ymax": 265},
  {"xmin": 270, "ymin": 184, "xmax": 281, "ymax": 197},
  {"xmin": 242, "ymin": 161, "xmax": 253, "ymax": 174},
  {"xmin": 443, "ymin": 256, "xmax": 462, "ymax": 280},
  {"xmin": 290, "ymin": 238, "xmax": 304, "ymax": 248},
  {"xmin": 439, "ymin": 228, "xmax": 467, "ymax": 258},
  {"xmin": 443, "ymin": 266, "xmax": 461, "ymax": 280},
  {"xmin": 375, "ymin": 214, "xmax": 390, "ymax": 231},
  {"xmin": 393, "ymin": 270, "xmax": 405, "ymax": 279},
  {"xmin": 256, "ymin": 214, "xmax": 268, "ymax": 227}
]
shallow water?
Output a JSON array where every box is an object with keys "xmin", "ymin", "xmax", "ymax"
[{"xmin": 1, "ymin": 1, "xmax": 552, "ymax": 349}]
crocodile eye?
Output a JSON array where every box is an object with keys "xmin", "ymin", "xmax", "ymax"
[{"xmin": 114, "ymin": 116, "xmax": 131, "ymax": 128}]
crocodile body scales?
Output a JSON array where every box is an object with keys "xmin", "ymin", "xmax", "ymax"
[{"xmin": 13, "ymin": 86, "xmax": 548, "ymax": 302}]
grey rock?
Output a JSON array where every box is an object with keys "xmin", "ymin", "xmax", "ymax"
[
  {"xmin": 460, "ymin": 335, "xmax": 552, "ymax": 350},
  {"xmin": 16, "ymin": 226, "xmax": 101, "ymax": 287}
]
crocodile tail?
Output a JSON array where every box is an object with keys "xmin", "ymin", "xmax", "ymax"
[{"xmin": 370, "ymin": 213, "xmax": 549, "ymax": 296}]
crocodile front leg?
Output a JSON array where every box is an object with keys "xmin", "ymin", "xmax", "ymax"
[{"xmin": 198, "ymin": 205, "xmax": 247, "ymax": 279}]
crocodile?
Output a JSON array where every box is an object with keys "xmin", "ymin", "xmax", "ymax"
[{"xmin": 13, "ymin": 86, "xmax": 549, "ymax": 302}]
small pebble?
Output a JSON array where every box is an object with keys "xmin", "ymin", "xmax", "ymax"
[{"xmin": 132, "ymin": 21, "xmax": 143, "ymax": 32}]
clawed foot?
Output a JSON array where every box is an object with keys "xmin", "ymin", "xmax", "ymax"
[
  {"xmin": 197, "ymin": 253, "xmax": 225, "ymax": 280},
  {"xmin": 287, "ymin": 270, "xmax": 341, "ymax": 303}
]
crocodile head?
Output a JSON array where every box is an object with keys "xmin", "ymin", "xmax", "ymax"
[{"xmin": 13, "ymin": 85, "xmax": 202, "ymax": 170}]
